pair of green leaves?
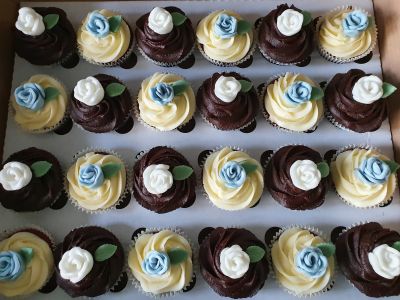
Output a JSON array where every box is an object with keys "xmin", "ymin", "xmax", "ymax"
[
  {"xmin": 30, "ymin": 161, "xmax": 52, "ymax": 178},
  {"xmin": 237, "ymin": 20, "xmax": 252, "ymax": 35},
  {"xmin": 240, "ymin": 161, "xmax": 258, "ymax": 175},
  {"xmin": 245, "ymin": 245, "xmax": 266, "ymax": 263},
  {"xmin": 301, "ymin": 11, "xmax": 313, "ymax": 27},
  {"xmin": 43, "ymin": 14, "xmax": 59, "ymax": 30},
  {"xmin": 171, "ymin": 12, "xmax": 187, "ymax": 27},
  {"xmin": 383, "ymin": 160, "xmax": 400, "ymax": 174},
  {"xmin": 317, "ymin": 161, "xmax": 330, "ymax": 178},
  {"xmin": 316, "ymin": 242, "xmax": 336, "ymax": 258},
  {"xmin": 311, "ymin": 86, "xmax": 324, "ymax": 101},
  {"xmin": 172, "ymin": 165, "xmax": 193, "ymax": 181},
  {"xmin": 101, "ymin": 163, "xmax": 122, "ymax": 180},
  {"xmin": 238, "ymin": 80, "xmax": 253, "ymax": 93},
  {"xmin": 108, "ymin": 15, "xmax": 123, "ymax": 33},
  {"xmin": 19, "ymin": 247, "xmax": 34, "ymax": 265},
  {"xmin": 167, "ymin": 248, "xmax": 188, "ymax": 265},
  {"xmin": 94, "ymin": 244, "xmax": 117, "ymax": 262},
  {"xmin": 44, "ymin": 87, "xmax": 60, "ymax": 104},
  {"xmin": 170, "ymin": 80, "xmax": 189, "ymax": 96},
  {"xmin": 106, "ymin": 83, "xmax": 126, "ymax": 98}
]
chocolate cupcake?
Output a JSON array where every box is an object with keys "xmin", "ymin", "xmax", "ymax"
[
  {"xmin": 197, "ymin": 72, "xmax": 258, "ymax": 130},
  {"xmin": 325, "ymin": 69, "xmax": 396, "ymax": 133},
  {"xmin": 133, "ymin": 146, "xmax": 196, "ymax": 213},
  {"xmin": 0, "ymin": 147, "xmax": 63, "ymax": 212},
  {"xmin": 15, "ymin": 7, "xmax": 76, "ymax": 66},
  {"xmin": 265, "ymin": 145, "xmax": 329, "ymax": 210},
  {"xmin": 258, "ymin": 4, "xmax": 315, "ymax": 65},
  {"xmin": 136, "ymin": 7, "xmax": 195, "ymax": 67},
  {"xmin": 336, "ymin": 222, "xmax": 400, "ymax": 297},
  {"xmin": 199, "ymin": 227, "xmax": 268, "ymax": 298},
  {"xmin": 70, "ymin": 74, "xmax": 132, "ymax": 133},
  {"xmin": 55, "ymin": 226, "xmax": 124, "ymax": 298}
]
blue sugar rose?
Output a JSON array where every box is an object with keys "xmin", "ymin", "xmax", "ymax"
[
  {"xmin": 295, "ymin": 247, "xmax": 328, "ymax": 279},
  {"xmin": 0, "ymin": 251, "xmax": 25, "ymax": 281},
  {"xmin": 342, "ymin": 10, "xmax": 369, "ymax": 38},
  {"xmin": 213, "ymin": 13, "xmax": 238, "ymax": 39},
  {"xmin": 86, "ymin": 11, "xmax": 110, "ymax": 38},
  {"xmin": 79, "ymin": 164, "xmax": 104, "ymax": 189},
  {"xmin": 219, "ymin": 161, "xmax": 247, "ymax": 188},
  {"xmin": 14, "ymin": 83, "xmax": 45, "ymax": 111},
  {"xmin": 284, "ymin": 81, "xmax": 312, "ymax": 105},
  {"xmin": 149, "ymin": 82, "xmax": 175, "ymax": 105},
  {"xmin": 355, "ymin": 157, "xmax": 390, "ymax": 185},
  {"xmin": 141, "ymin": 251, "xmax": 170, "ymax": 276}
]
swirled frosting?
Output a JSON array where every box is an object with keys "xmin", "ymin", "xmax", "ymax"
[
  {"xmin": 55, "ymin": 226, "xmax": 124, "ymax": 297},
  {"xmin": 133, "ymin": 146, "xmax": 196, "ymax": 213},
  {"xmin": 77, "ymin": 9, "xmax": 131, "ymax": 63},
  {"xmin": 70, "ymin": 74, "xmax": 132, "ymax": 133},
  {"xmin": 203, "ymin": 147, "xmax": 263, "ymax": 210},
  {"xmin": 197, "ymin": 72, "xmax": 258, "ymax": 130},
  {"xmin": 319, "ymin": 8, "xmax": 376, "ymax": 59},
  {"xmin": 265, "ymin": 145, "xmax": 328, "ymax": 210},
  {"xmin": 336, "ymin": 222, "xmax": 400, "ymax": 297},
  {"xmin": 0, "ymin": 231, "xmax": 54, "ymax": 297},
  {"xmin": 264, "ymin": 73, "xmax": 323, "ymax": 132},
  {"xmin": 325, "ymin": 69, "xmax": 386, "ymax": 133},
  {"xmin": 271, "ymin": 228, "xmax": 334, "ymax": 295},
  {"xmin": 196, "ymin": 10, "xmax": 253, "ymax": 63},
  {"xmin": 138, "ymin": 73, "xmax": 195, "ymax": 131},
  {"xmin": 128, "ymin": 230, "xmax": 193, "ymax": 294},
  {"xmin": 331, "ymin": 148, "xmax": 396, "ymax": 207},
  {"xmin": 12, "ymin": 74, "xmax": 67, "ymax": 132},
  {"xmin": 258, "ymin": 4, "xmax": 315, "ymax": 64},
  {"xmin": 67, "ymin": 152, "xmax": 126, "ymax": 211},
  {"xmin": 136, "ymin": 7, "xmax": 195, "ymax": 63}
]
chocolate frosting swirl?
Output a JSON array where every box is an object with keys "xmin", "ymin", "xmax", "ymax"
[
  {"xmin": 55, "ymin": 226, "xmax": 124, "ymax": 298},
  {"xmin": 70, "ymin": 74, "xmax": 132, "ymax": 133},
  {"xmin": 15, "ymin": 7, "xmax": 76, "ymax": 65},
  {"xmin": 258, "ymin": 4, "xmax": 315, "ymax": 64},
  {"xmin": 0, "ymin": 147, "xmax": 62, "ymax": 212},
  {"xmin": 133, "ymin": 146, "xmax": 196, "ymax": 213},
  {"xmin": 265, "ymin": 145, "xmax": 327, "ymax": 210},
  {"xmin": 325, "ymin": 69, "xmax": 386, "ymax": 133},
  {"xmin": 199, "ymin": 227, "xmax": 269, "ymax": 298},
  {"xmin": 336, "ymin": 222, "xmax": 400, "ymax": 297},
  {"xmin": 196, "ymin": 72, "xmax": 258, "ymax": 130},
  {"xmin": 135, "ymin": 7, "xmax": 195, "ymax": 63}
]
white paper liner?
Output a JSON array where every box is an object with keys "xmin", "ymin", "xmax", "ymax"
[
  {"xmin": 316, "ymin": 6, "xmax": 378, "ymax": 64},
  {"xmin": 137, "ymin": 43, "xmax": 195, "ymax": 67}
]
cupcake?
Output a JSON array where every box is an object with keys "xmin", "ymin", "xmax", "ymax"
[
  {"xmin": 265, "ymin": 145, "xmax": 329, "ymax": 210},
  {"xmin": 0, "ymin": 227, "xmax": 54, "ymax": 298},
  {"xmin": 136, "ymin": 72, "xmax": 195, "ymax": 131},
  {"xmin": 258, "ymin": 4, "xmax": 315, "ymax": 65},
  {"xmin": 262, "ymin": 72, "xmax": 324, "ymax": 133},
  {"xmin": 270, "ymin": 226, "xmax": 335, "ymax": 296},
  {"xmin": 202, "ymin": 147, "xmax": 263, "ymax": 210},
  {"xmin": 12, "ymin": 74, "xmax": 68, "ymax": 133},
  {"xmin": 14, "ymin": 7, "xmax": 77, "ymax": 66},
  {"xmin": 133, "ymin": 146, "xmax": 196, "ymax": 213},
  {"xmin": 70, "ymin": 75, "xmax": 132, "ymax": 133},
  {"xmin": 77, "ymin": 9, "xmax": 133, "ymax": 66},
  {"xmin": 136, "ymin": 7, "xmax": 195, "ymax": 67},
  {"xmin": 196, "ymin": 72, "xmax": 258, "ymax": 130},
  {"xmin": 128, "ymin": 228, "xmax": 194, "ymax": 296},
  {"xmin": 335, "ymin": 222, "xmax": 400, "ymax": 297},
  {"xmin": 330, "ymin": 146, "xmax": 397, "ymax": 208},
  {"xmin": 196, "ymin": 10, "xmax": 254, "ymax": 66},
  {"xmin": 318, "ymin": 6, "xmax": 377, "ymax": 63},
  {"xmin": 0, "ymin": 147, "xmax": 63, "ymax": 212},
  {"xmin": 325, "ymin": 69, "xmax": 397, "ymax": 133},
  {"xmin": 55, "ymin": 226, "xmax": 124, "ymax": 297},
  {"xmin": 199, "ymin": 227, "xmax": 268, "ymax": 298},
  {"xmin": 66, "ymin": 150, "xmax": 127, "ymax": 212}
]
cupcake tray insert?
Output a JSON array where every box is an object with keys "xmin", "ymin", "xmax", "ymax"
[{"xmin": 3, "ymin": 0, "xmax": 398, "ymax": 299}]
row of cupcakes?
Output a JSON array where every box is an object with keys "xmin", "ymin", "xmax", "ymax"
[
  {"xmin": 15, "ymin": 4, "xmax": 378, "ymax": 68},
  {"xmin": 1, "ymin": 222, "xmax": 399, "ymax": 298},
  {"xmin": 0, "ymin": 145, "xmax": 397, "ymax": 213},
  {"xmin": 11, "ymin": 69, "xmax": 397, "ymax": 134}
]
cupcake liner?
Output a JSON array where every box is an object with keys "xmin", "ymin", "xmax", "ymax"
[
  {"xmin": 268, "ymin": 225, "xmax": 336, "ymax": 297},
  {"xmin": 137, "ymin": 43, "xmax": 195, "ymax": 68},
  {"xmin": 316, "ymin": 6, "xmax": 378, "ymax": 64},
  {"xmin": 64, "ymin": 147, "xmax": 131, "ymax": 214},
  {"xmin": 127, "ymin": 227, "xmax": 197, "ymax": 298}
]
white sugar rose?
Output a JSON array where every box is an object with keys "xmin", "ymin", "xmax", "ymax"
[
  {"xmin": 59, "ymin": 247, "xmax": 94, "ymax": 283},
  {"xmin": 143, "ymin": 164, "xmax": 173, "ymax": 195},
  {"xmin": 289, "ymin": 160, "xmax": 321, "ymax": 191},
  {"xmin": 368, "ymin": 244, "xmax": 400, "ymax": 279},
  {"xmin": 214, "ymin": 76, "xmax": 241, "ymax": 103},
  {"xmin": 0, "ymin": 162, "xmax": 32, "ymax": 191},
  {"xmin": 148, "ymin": 7, "xmax": 173, "ymax": 35},
  {"xmin": 74, "ymin": 76, "xmax": 105, "ymax": 106},
  {"xmin": 15, "ymin": 7, "xmax": 45, "ymax": 36},
  {"xmin": 276, "ymin": 9, "xmax": 304, "ymax": 36},
  {"xmin": 219, "ymin": 245, "xmax": 250, "ymax": 279},
  {"xmin": 352, "ymin": 75, "xmax": 384, "ymax": 104}
]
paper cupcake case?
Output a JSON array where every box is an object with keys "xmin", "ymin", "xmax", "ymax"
[
  {"xmin": 267, "ymin": 225, "xmax": 336, "ymax": 298},
  {"xmin": 63, "ymin": 147, "xmax": 132, "ymax": 214},
  {"xmin": 127, "ymin": 227, "xmax": 198, "ymax": 298},
  {"xmin": 316, "ymin": 5, "xmax": 378, "ymax": 64}
]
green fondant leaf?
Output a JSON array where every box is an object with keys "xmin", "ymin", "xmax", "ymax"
[
  {"xmin": 172, "ymin": 165, "xmax": 193, "ymax": 181},
  {"xmin": 311, "ymin": 86, "xmax": 324, "ymax": 101},
  {"xmin": 382, "ymin": 83, "xmax": 397, "ymax": 98},
  {"xmin": 19, "ymin": 247, "xmax": 33, "ymax": 265},
  {"xmin": 317, "ymin": 161, "xmax": 330, "ymax": 178},
  {"xmin": 237, "ymin": 20, "xmax": 252, "ymax": 35},
  {"xmin": 167, "ymin": 248, "xmax": 188, "ymax": 265},
  {"xmin": 101, "ymin": 163, "xmax": 122, "ymax": 179},
  {"xmin": 368, "ymin": 16, "xmax": 374, "ymax": 28},
  {"xmin": 383, "ymin": 160, "xmax": 400, "ymax": 174},
  {"xmin": 109, "ymin": 15, "xmax": 122, "ymax": 33},
  {"xmin": 316, "ymin": 243, "xmax": 336, "ymax": 258},
  {"xmin": 30, "ymin": 161, "xmax": 52, "ymax": 178},
  {"xmin": 44, "ymin": 87, "xmax": 60, "ymax": 103},
  {"xmin": 95, "ymin": 244, "xmax": 117, "ymax": 262},
  {"xmin": 238, "ymin": 80, "xmax": 253, "ymax": 93},
  {"xmin": 171, "ymin": 80, "xmax": 189, "ymax": 96},
  {"xmin": 246, "ymin": 245, "xmax": 265, "ymax": 263},
  {"xmin": 171, "ymin": 12, "xmax": 187, "ymax": 26},
  {"xmin": 302, "ymin": 11, "xmax": 312, "ymax": 27},
  {"xmin": 43, "ymin": 14, "xmax": 59, "ymax": 30},
  {"xmin": 240, "ymin": 161, "xmax": 258, "ymax": 175},
  {"xmin": 105, "ymin": 83, "xmax": 126, "ymax": 98},
  {"xmin": 392, "ymin": 241, "xmax": 400, "ymax": 252}
]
